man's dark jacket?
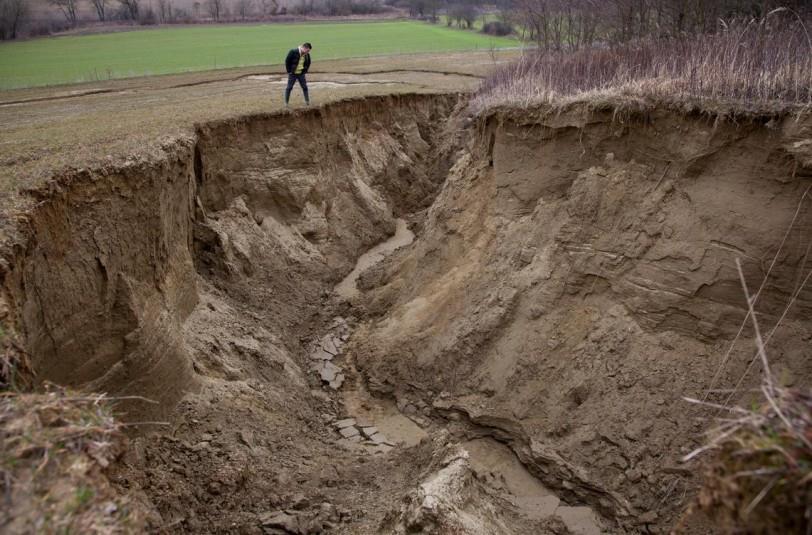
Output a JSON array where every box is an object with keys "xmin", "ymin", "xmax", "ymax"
[{"xmin": 285, "ymin": 48, "xmax": 311, "ymax": 75}]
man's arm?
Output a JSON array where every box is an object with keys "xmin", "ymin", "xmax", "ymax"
[
  {"xmin": 303, "ymin": 54, "xmax": 311, "ymax": 74},
  {"xmin": 284, "ymin": 49, "xmax": 295, "ymax": 74}
]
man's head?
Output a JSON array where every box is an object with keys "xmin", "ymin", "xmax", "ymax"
[{"xmin": 300, "ymin": 42, "xmax": 312, "ymax": 54}]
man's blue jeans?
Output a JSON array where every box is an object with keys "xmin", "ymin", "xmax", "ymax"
[{"xmin": 285, "ymin": 73, "xmax": 309, "ymax": 104}]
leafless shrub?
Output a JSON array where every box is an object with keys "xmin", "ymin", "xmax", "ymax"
[
  {"xmin": 138, "ymin": 5, "xmax": 157, "ymax": 24},
  {"xmin": 156, "ymin": 0, "xmax": 172, "ymax": 22},
  {"xmin": 447, "ymin": 2, "xmax": 477, "ymax": 29},
  {"xmin": 24, "ymin": 17, "xmax": 71, "ymax": 37},
  {"xmin": 118, "ymin": 0, "xmax": 138, "ymax": 20},
  {"xmin": 258, "ymin": 0, "xmax": 278, "ymax": 15},
  {"xmin": 49, "ymin": 0, "xmax": 79, "ymax": 26},
  {"xmin": 514, "ymin": 0, "xmax": 812, "ymax": 49},
  {"xmin": 90, "ymin": 0, "xmax": 107, "ymax": 21},
  {"xmin": 206, "ymin": 0, "xmax": 222, "ymax": 20},
  {"xmin": 675, "ymin": 203, "xmax": 812, "ymax": 532},
  {"xmin": 514, "ymin": 0, "xmax": 599, "ymax": 50},
  {"xmin": 0, "ymin": 0, "xmax": 27, "ymax": 39},
  {"xmin": 473, "ymin": 15, "xmax": 812, "ymax": 113},
  {"xmin": 482, "ymin": 20, "xmax": 512, "ymax": 36},
  {"xmin": 234, "ymin": 0, "xmax": 252, "ymax": 19},
  {"xmin": 288, "ymin": 0, "xmax": 383, "ymax": 16}
]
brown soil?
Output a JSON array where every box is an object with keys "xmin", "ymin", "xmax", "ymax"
[{"xmin": 1, "ymin": 93, "xmax": 811, "ymax": 534}]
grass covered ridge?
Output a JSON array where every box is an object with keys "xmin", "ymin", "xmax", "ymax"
[
  {"xmin": 0, "ymin": 21, "xmax": 517, "ymax": 89},
  {"xmin": 473, "ymin": 14, "xmax": 812, "ymax": 114}
]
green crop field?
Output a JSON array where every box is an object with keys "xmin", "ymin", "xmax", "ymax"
[{"xmin": 0, "ymin": 21, "xmax": 517, "ymax": 89}]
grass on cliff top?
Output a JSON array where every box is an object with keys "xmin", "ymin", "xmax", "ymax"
[
  {"xmin": 0, "ymin": 51, "xmax": 517, "ymax": 246},
  {"xmin": 473, "ymin": 14, "xmax": 812, "ymax": 115},
  {"xmin": 0, "ymin": 20, "xmax": 516, "ymax": 90}
]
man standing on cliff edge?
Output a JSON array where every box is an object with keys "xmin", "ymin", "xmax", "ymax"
[{"xmin": 285, "ymin": 42, "xmax": 312, "ymax": 107}]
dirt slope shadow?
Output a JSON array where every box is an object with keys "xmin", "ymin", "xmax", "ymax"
[{"xmin": 1, "ymin": 94, "xmax": 811, "ymax": 533}]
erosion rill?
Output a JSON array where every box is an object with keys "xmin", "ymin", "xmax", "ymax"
[{"xmin": 1, "ymin": 94, "xmax": 810, "ymax": 533}]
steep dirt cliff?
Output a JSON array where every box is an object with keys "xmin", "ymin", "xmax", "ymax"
[
  {"xmin": 1, "ymin": 95, "xmax": 810, "ymax": 533},
  {"xmin": 351, "ymin": 105, "xmax": 812, "ymax": 531}
]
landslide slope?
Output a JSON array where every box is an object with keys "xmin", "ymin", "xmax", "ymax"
[
  {"xmin": 2, "ymin": 92, "xmax": 812, "ymax": 534},
  {"xmin": 1, "ymin": 94, "xmax": 469, "ymax": 532},
  {"xmin": 350, "ymin": 104, "xmax": 812, "ymax": 531}
]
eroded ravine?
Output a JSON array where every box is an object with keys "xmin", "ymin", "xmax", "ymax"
[
  {"xmin": 335, "ymin": 218, "xmax": 414, "ymax": 301},
  {"xmin": 1, "ymin": 94, "xmax": 811, "ymax": 533}
]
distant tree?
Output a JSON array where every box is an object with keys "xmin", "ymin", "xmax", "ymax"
[
  {"xmin": 448, "ymin": 2, "xmax": 476, "ymax": 28},
  {"xmin": 234, "ymin": 0, "xmax": 251, "ymax": 18},
  {"xmin": 49, "ymin": 0, "xmax": 79, "ymax": 26},
  {"xmin": 206, "ymin": 0, "xmax": 221, "ymax": 19},
  {"xmin": 508, "ymin": 0, "xmax": 812, "ymax": 50},
  {"xmin": 118, "ymin": 0, "xmax": 139, "ymax": 19},
  {"xmin": 325, "ymin": 0, "xmax": 351, "ymax": 16},
  {"xmin": 447, "ymin": 3, "xmax": 461, "ymax": 25},
  {"xmin": 259, "ymin": 0, "xmax": 277, "ymax": 15},
  {"xmin": 90, "ymin": 0, "xmax": 107, "ymax": 20},
  {"xmin": 292, "ymin": 0, "xmax": 313, "ymax": 15},
  {"xmin": 406, "ymin": 0, "xmax": 425, "ymax": 17},
  {"xmin": 460, "ymin": 2, "xmax": 476, "ymax": 27},
  {"xmin": 157, "ymin": 0, "xmax": 172, "ymax": 21},
  {"xmin": 425, "ymin": 0, "xmax": 438, "ymax": 21},
  {"xmin": 0, "ymin": 0, "xmax": 28, "ymax": 39},
  {"xmin": 139, "ymin": 5, "xmax": 157, "ymax": 23}
]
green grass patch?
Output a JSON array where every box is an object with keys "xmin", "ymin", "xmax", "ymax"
[
  {"xmin": 0, "ymin": 21, "xmax": 516, "ymax": 89},
  {"xmin": 72, "ymin": 486, "xmax": 95, "ymax": 511}
]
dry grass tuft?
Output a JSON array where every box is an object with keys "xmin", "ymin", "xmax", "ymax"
[
  {"xmin": 473, "ymin": 15, "xmax": 812, "ymax": 115},
  {"xmin": 683, "ymin": 387, "xmax": 811, "ymax": 533},
  {"xmin": 679, "ymin": 256, "xmax": 811, "ymax": 533},
  {"xmin": 0, "ymin": 325, "xmax": 33, "ymax": 391},
  {"xmin": 0, "ymin": 384, "xmax": 144, "ymax": 533}
]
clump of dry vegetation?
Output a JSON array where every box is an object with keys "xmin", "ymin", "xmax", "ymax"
[
  {"xmin": 679, "ymin": 259, "xmax": 812, "ymax": 533},
  {"xmin": 683, "ymin": 387, "xmax": 811, "ymax": 533},
  {"xmin": 473, "ymin": 12, "xmax": 812, "ymax": 113},
  {"xmin": 0, "ymin": 384, "xmax": 144, "ymax": 533},
  {"xmin": 0, "ymin": 322, "xmax": 32, "ymax": 392},
  {"xmin": 705, "ymin": 392, "xmax": 810, "ymax": 532}
]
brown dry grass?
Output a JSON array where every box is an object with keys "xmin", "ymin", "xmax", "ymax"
[
  {"xmin": 472, "ymin": 14, "xmax": 812, "ymax": 116},
  {"xmin": 0, "ymin": 384, "xmax": 145, "ymax": 533}
]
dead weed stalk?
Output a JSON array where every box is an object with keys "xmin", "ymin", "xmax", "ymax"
[{"xmin": 679, "ymin": 260, "xmax": 811, "ymax": 533}]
